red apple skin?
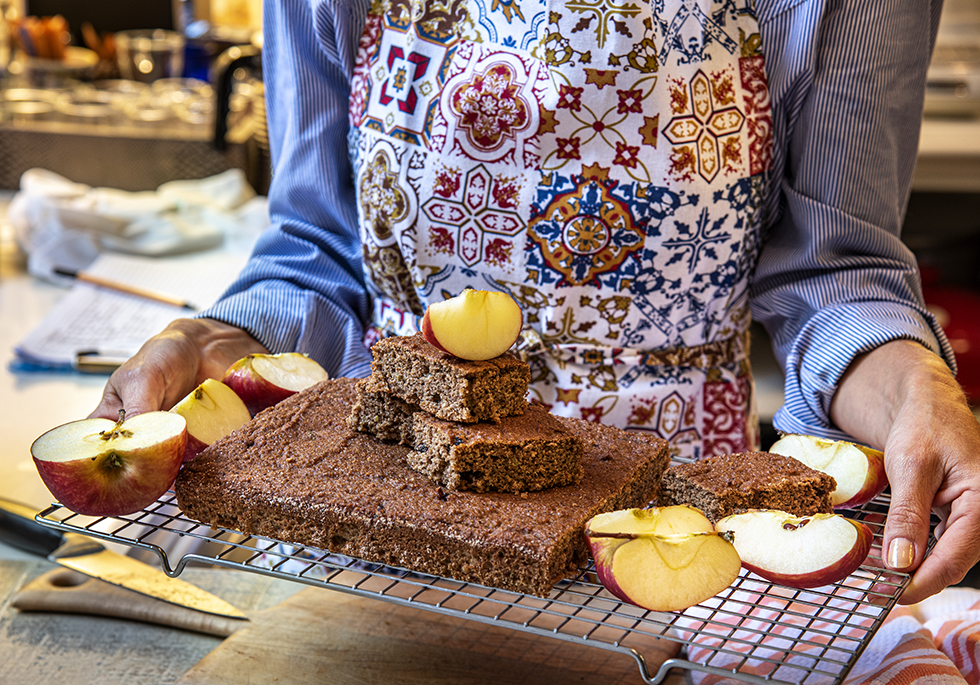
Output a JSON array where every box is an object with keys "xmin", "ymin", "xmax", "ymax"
[
  {"xmin": 181, "ymin": 433, "xmax": 209, "ymax": 463},
  {"xmin": 222, "ymin": 359, "xmax": 295, "ymax": 416},
  {"xmin": 222, "ymin": 354, "xmax": 329, "ymax": 416},
  {"xmin": 835, "ymin": 451, "xmax": 888, "ymax": 510},
  {"xmin": 171, "ymin": 379, "xmax": 251, "ymax": 463},
  {"xmin": 770, "ymin": 434, "xmax": 888, "ymax": 510},
  {"xmin": 585, "ymin": 507, "xmax": 741, "ymax": 611},
  {"xmin": 740, "ymin": 518, "xmax": 873, "ymax": 589},
  {"xmin": 584, "ymin": 535, "xmax": 633, "ymax": 604},
  {"xmin": 420, "ymin": 310, "xmax": 452, "ymax": 355},
  {"xmin": 31, "ymin": 415, "xmax": 187, "ymax": 517}
]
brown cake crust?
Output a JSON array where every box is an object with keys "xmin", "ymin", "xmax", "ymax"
[
  {"xmin": 369, "ymin": 333, "xmax": 529, "ymax": 423},
  {"xmin": 410, "ymin": 403, "xmax": 584, "ymax": 493},
  {"xmin": 175, "ymin": 378, "xmax": 669, "ymax": 597},
  {"xmin": 659, "ymin": 451, "xmax": 836, "ymax": 523}
]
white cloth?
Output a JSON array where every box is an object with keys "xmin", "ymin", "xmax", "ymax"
[{"xmin": 8, "ymin": 168, "xmax": 266, "ymax": 284}]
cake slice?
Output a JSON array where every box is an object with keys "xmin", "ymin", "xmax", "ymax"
[
  {"xmin": 347, "ymin": 375, "xmax": 418, "ymax": 445},
  {"xmin": 175, "ymin": 378, "xmax": 669, "ymax": 597},
  {"xmin": 349, "ymin": 378, "xmax": 584, "ymax": 493},
  {"xmin": 369, "ymin": 333, "xmax": 529, "ymax": 423},
  {"xmin": 410, "ymin": 403, "xmax": 584, "ymax": 493},
  {"xmin": 659, "ymin": 451, "xmax": 836, "ymax": 523}
]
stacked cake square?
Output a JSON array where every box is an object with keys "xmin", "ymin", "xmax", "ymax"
[{"xmin": 349, "ymin": 333, "xmax": 584, "ymax": 493}]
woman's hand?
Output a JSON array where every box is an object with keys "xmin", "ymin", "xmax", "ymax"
[
  {"xmin": 89, "ymin": 318, "xmax": 268, "ymax": 420},
  {"xmin": 831, "ymin": 339, "xmax": 980, "ymax": 604}
]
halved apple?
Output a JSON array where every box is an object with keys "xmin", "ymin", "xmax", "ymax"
[
  {"xmin": 170, "ymin": 378, "xmax": 251, "ymax": 462},
  {"xmin": 421, "ymin": 289, "xmax": 523, "ymax": 361},
  {"xmin": 585, "ymin": 506, "xmax": 741, "ymax": 612},
  {"xmin": 222, "ymin": 352, "xmax": 329, "ymax": 416},
  {"xmin": 769, "ymin": 434, "xmax": 887, "ymax": 509},
  {"xmin": 715, "ymin": 510, "xmax": 873, "ymax": 588},
  {"xmin": 31, "ymin": 411, "xmax": 187, "ymax": 517}
]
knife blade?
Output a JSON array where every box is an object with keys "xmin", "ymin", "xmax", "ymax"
[{"xmin": 0, "ymin": 497, "xmax": 247, "ymax": 620}]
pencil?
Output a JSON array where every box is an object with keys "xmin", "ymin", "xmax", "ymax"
[{"xmin": 54, "ymin": 267, "xmax": 196, "ymax": 310}]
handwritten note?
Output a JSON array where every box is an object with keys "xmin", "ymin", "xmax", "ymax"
[{"xmin": 14, "ymin": 251, "xmax": 250, "ymax": 371}]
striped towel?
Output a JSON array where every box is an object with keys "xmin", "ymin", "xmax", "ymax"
[
  {"xmin": 845, "ymin": 587, "xmax": 980, "ymax": 685},
  {"xmin": 676, "ymin": 584, "xmax": 980, "ymax": 684}
]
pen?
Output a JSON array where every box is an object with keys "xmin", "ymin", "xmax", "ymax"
[
  {"xmin": 54, "ymin": 267, "xmax": 196, "ymax": 310},
  {"xmin": 73, "ymin": 350, "xmax": 130, "ymax": 374}
]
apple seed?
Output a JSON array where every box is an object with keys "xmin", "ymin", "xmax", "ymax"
[{"xmin": 782, "ymin": 518, "xmax": 811, "ymax": 531}]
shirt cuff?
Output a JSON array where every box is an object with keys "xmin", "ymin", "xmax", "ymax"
[
  {"xmin": 198, "ymin": 282, "xmax": 373, "ymax": 379},
  {"xmin": 773, "ymin": 301, "xmax": 956, "ymax": 439}
]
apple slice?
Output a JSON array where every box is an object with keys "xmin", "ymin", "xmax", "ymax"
[
  {"xmin": 170, "ymin": 378, "xmax": 251, "ymax": 462},
  {"xmin": 222, "ymin": 352, "xmax": 329, "ymax": 416},
  {"xmin": 585, "ymin": 506, "xmax": 741, "ymax": 612},
  {"xmin": 421, "ymin": 289, "xmax": 523, "ymax": 361},
  {"xmin": 31, "ymin": 410, "xmax": 187, "ymax": 517},
  {"xmin": 769, "ymin": 434, "xmax": 887, "ymax": 509},
  {"xmin": 715, "ymin": 510, "xmax": 873, "ymax": 589}
]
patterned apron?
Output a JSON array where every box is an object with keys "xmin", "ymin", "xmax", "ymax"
[{"xmin": 349, "ymin": 0, "xmax": 773, "ymax": 460}]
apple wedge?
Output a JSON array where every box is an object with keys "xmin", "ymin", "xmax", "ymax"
[
  {"xmin": 715, "ymin": 510, "xmax": 873, "ymax": 589},
  {"xmin": 31, "ymin": 411, "xmax": 187, "ymax": 517},
  {"xmin": 585, "ymin": 506, "xmax": 741, "ymax": 612},
  {"xmin": 769, "ymin": 434, "xmax": 887, "ymax": 509},
  {"xmin": 222, "ymin": 352, "xmax": 329, "ymax": 416},
  {"xmin": 170, "ymin": 378, "xmax": 251, "ymax": 462},
  {"xmin": 421, "ymin": 289, "xmax": 523, "ymax": 361}
]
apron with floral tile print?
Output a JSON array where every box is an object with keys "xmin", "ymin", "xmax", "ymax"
[{"xmin": 349, "ymin": 0, "xmax": 773, "ymax": 460}]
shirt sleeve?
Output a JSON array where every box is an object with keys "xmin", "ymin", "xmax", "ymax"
[
  {"xmin": 198, "ymin": 0, "xmax": 375, "ymax": 379},
  {"xmin": 750, "ymin": 0, "xmax": 957, "ymax": 439}
]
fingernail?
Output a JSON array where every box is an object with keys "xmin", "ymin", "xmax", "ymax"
[{"xmin": 887, "ymin": 538, "xmax": 915, "ymax": 570}]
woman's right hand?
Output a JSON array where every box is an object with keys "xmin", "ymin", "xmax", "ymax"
[{"xmin": 89, "ymin": 318, "xmax": 268, "ymax": 420}]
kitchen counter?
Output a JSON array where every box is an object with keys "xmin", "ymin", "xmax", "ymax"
[{"xmin": 0, "ymin": 268, "xmax": 108, "ymax": 513}]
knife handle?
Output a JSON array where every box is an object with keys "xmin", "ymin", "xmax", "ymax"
[
  {"xmin": 0, "ymin": 497, "xmax": 64, "ymax": 557},
  {"xmin": 12, "ymin": 568, "xmax": 250, "ymax": 638}
]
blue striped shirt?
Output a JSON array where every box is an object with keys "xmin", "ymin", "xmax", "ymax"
[{"xmin": 200, "ymin": 0, "xmax": 956, "ymax": 440}]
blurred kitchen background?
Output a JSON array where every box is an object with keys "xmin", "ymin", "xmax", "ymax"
[
  {"xmin": 0, "ymin": 0, "xmax": 976, "ymax": 444},
  {"xmin": 0, "ymin": 0, "xmax": 267, "ymax": 194}
]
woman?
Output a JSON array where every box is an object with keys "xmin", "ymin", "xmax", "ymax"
[{"xmin": 92, "ymin": 0, "xmax": 980, "ymax": 604}]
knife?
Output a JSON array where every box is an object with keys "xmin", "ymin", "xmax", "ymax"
[{"xmin": 0, "ymin": 497, "xmax": 248, "ymax": 622}]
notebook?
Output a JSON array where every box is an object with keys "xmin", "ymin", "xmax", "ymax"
[{"xmin": 13, "ymin": 251, "xmax": 250, "ymax": 372}]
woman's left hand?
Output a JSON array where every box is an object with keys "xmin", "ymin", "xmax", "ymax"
[{"xmin": 830, "ymin": 340, "xmax": 980, "ymax": 605}]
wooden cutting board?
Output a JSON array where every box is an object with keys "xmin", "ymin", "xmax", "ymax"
[
  {"xmin": 178, "ymin": 586, "xmax": 681, "ymax": 685},
  {"xmin": 9, "ymin": 565, "xmax": 680, "ymax": 684}
]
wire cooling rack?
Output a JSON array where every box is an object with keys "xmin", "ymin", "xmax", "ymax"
[{"xmin": 35, "ymin": 490, "xmax": 930, "ymax": 685}]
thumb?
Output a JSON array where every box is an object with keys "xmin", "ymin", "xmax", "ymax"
[
  {"xmin": 88, "ymin": 368, "xmax": 170, "ymax": 420},
  {"xmin": 882, "ymin": 455, "xmax": 939, "ymax": 574},
  {"xmin": 89, "ymin": 391, "xmax": 125, "ymax": 420}
]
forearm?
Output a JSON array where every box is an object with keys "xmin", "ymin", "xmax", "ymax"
[
  {"xmin": 198, "ymin": 0, "xmax": 372, "ymax": 378},
  {"xmin": 199, "ymin": 229, "xmax": 373, "ymax": 378},
  {"xmin": 752, "ymin": 0, "xmax": 951, "ymax": 435},
  {"xmin": 830, "ymin": 339, "xmax": 962, "ymax": 448}
]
